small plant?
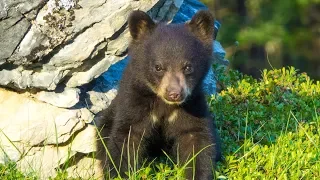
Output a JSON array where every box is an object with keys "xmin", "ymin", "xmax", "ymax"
[{"xmin": 0, "ymin": 161, "xmax": 36, "ymax": 180}]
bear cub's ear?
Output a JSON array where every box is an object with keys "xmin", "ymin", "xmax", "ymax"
[
  {"xmin": 187, "ymin": 10, "xmax": 215, "ymax": 45},
  {"xmin": 128, "ymin": 10, "xmax": 156, "ymax": 40}
]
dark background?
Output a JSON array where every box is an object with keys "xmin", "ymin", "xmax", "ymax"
[{"xmin": 201, "ymin": 0, "xmax": 320, "ymax": 80}]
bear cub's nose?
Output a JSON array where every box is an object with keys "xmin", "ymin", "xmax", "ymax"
[
  {"xmin": 168, "ymin": 91, "xmax": 181, "ymax": 101},
  {"xmin": 166, "ymin": 87, "xmax": 183, "ymax": 102}
]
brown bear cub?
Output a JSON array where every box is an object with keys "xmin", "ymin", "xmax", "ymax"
[{"xmin": 97, "ymin": 10, "xmax": 221, "ymax": 180}]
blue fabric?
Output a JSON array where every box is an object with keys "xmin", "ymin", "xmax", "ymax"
[{"xmin": 172, "ymin": 0, "xmax": 208, "ymax": 23}]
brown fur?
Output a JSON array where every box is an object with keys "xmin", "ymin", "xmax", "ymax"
[{"xmin": 96, "ymin": 10, "xmax": 221, "ymax": 180}]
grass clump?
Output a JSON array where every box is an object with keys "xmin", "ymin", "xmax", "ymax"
[
  {"xmin": 0, "ymin": 161, "xmax": 35, "ymax": 180},
  {"xmin": 211, "ymin": 65, "xmax": 320, "ymax": 179}
]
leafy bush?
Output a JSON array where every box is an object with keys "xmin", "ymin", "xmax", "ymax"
[{"xmin": 210, "ymin": 65, "xmax": 320, "ymax": 179}]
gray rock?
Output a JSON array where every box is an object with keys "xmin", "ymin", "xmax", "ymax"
[
  {"xmin": 17, "ymin": 145, "xmax": 76, "ymax": 179},
  {"xmin": 34, "ymin": 87, "xmax": 80, "ymax": 108},
  {"xmin": 0, "ymin": 87, "xmax": 95, "ymax": 175},
  {"xmin": 0, "ymin": 0, "xmax": 43, "ymax": 63},
  {"xmin": 0, "ymin": 68, "xmax": 69, "ymax": 90},
  {"xmin": 0, "ymin": 17, "xmax": 31, "ymax": 62},
  {"xmin": 213, "ymin": 41, "xmax": 229, "ymax": 66},
  {"xmin": 66, "ymin": 156, "xmax": 102, "ymax": 180},
  {"xmin": 0, "ymin": 0, "xmax": 43, "ymax": 19},
  {"xmin": 86, "ymin": 89, "xmax": 118, "ymax": 114},
  {"xmin": 0, "ymin": 88, "xmax": 93, "ymax": 147}
]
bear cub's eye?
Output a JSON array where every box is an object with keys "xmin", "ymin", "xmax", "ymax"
[
  {"xmin": 184, "ymin": 64, "xmax": 193, "ymax": 74},
  {"xmin": 155, "ymin": 64, "xmax": 163, "ymax": 72}
]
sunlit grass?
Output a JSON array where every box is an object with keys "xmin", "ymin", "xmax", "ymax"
[{"xmin": 211, "ymin": 65, "xmax": 320, "ymax": 179}]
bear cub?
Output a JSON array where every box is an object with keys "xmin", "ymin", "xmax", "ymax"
[{"xmin": 98, "ymin": 10, "xmax": 221, "ymax": 180}]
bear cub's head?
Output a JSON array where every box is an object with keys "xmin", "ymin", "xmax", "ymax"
[{"xmin": 128, "ymin": 10, "xmax": 214, "ymax": 105}]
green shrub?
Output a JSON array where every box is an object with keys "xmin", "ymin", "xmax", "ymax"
[{"xmin": 211, "ymin": 65, "xmax": 320, "ymax": 179}]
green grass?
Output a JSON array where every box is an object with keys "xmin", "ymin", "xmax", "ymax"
[
  {"xmin": 211, "ymin": 65, "xmax": 320, "ymax": 179},
  {"xmin": 1, "ymin": 66, "xmax": 320, "ymax": 179},
  {"xmin": 0, "ymin": 162, "xmax": 34, "ymax": 180}
]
